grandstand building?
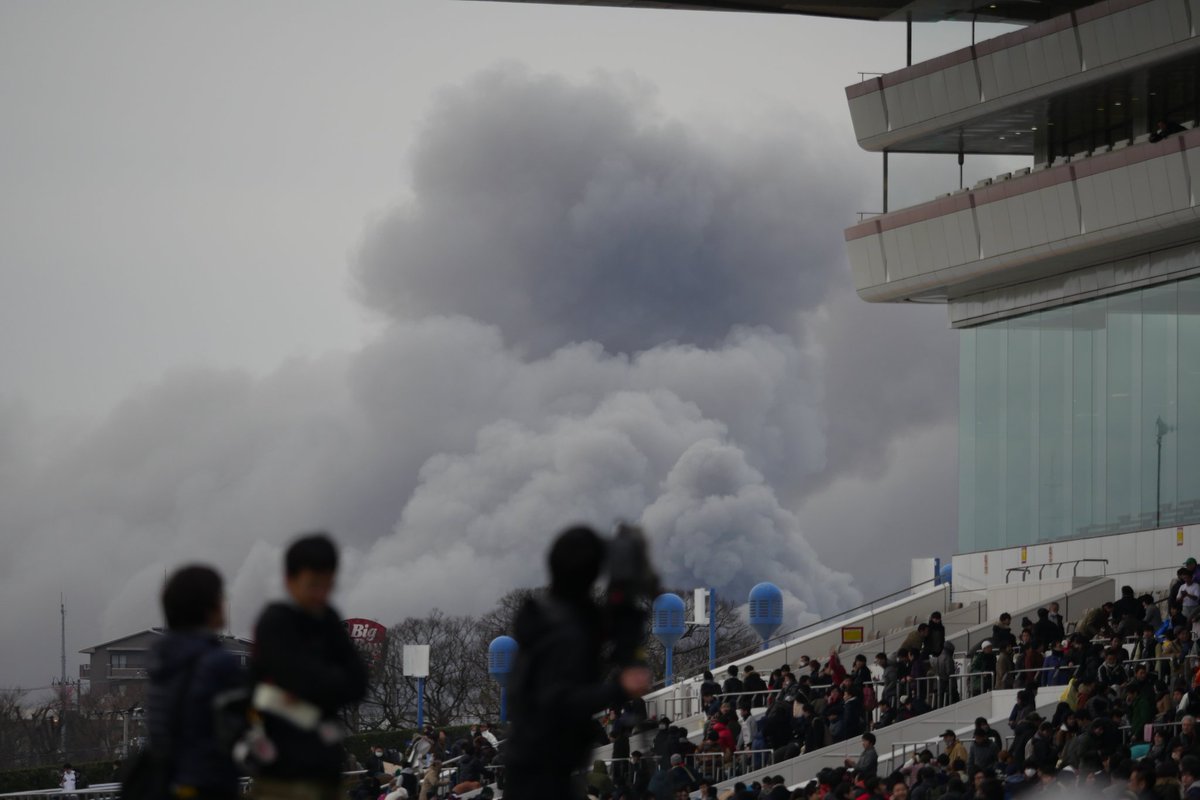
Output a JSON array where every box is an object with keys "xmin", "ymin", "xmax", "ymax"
[
  {"xmin": 464, "ymin": 2, "xmax": 1200, "ymax": 793},
  {"xmin": 483, "ymin": 0, "xmax": 1200, "ymax": 613}
]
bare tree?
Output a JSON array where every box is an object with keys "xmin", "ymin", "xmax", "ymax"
[{"xmin": 361, "ymin": 611, "xmax": 489, "ymax": 730}]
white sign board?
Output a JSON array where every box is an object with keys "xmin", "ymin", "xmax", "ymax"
[
  {"xmin": 693, "ymin": 588, "xmax": 710, "ymax": 625},
  {"xmin": 403, "ymin": 644, "xmax": 431, "ymax": 678}
]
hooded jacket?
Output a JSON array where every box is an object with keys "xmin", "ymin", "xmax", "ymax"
[
  {"xmin": 147, "ymin": 630, "xmax": 243, "ymax": 795},
  {"xmin": 505, "ymin": 594, "xmax": 627, "ymax": 799}
]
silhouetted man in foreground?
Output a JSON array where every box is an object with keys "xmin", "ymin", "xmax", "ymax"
[
  {"xmin": 505, "ymin": 525, "xmax": 652, "ymax": 800},
  {"xmin": 250, "ymin": 533, "xmax": 368, "ymax": 800}
]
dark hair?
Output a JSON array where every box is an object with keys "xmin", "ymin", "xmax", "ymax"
[
  {"xmin": 161, "ymin": 565, "xmax": 223, "ymax": 630},
  {"xmin": 285, "ymin": 532, "xmax": 339, "ymax": 577},
  {"xmin": 862, "ymin": 732, "xmax": 876, "ymax": 745},
  {"xmin": 548, "ymin": 526, "xmax": 605, "ymax": 598}
]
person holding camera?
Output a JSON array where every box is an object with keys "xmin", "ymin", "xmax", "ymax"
[{"xmin": 505, "ymin": 525, "xmax": 653, "ymax": 800}]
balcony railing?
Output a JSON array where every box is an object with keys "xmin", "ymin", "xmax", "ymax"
[{"xmin": 107, "ymin": 667, "xmax": 148, "ymax": 679}]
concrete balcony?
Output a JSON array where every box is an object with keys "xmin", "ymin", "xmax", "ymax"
[
  {"xmin": 846, "ymin": 0, "xmax": 1200, "ymax": 154},
  {"xmin": 844, "ymin": 126, "xmax": 1200, "ymax": 304}
]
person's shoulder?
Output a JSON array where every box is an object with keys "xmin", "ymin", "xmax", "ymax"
[{"xmin": 256, "ymin": 602, "xmax": 297, "ymax": 627}]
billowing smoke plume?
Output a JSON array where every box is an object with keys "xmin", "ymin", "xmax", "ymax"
[{"xmin": 0, "ymin": 66, "xmax": 961, "ymax": 689}]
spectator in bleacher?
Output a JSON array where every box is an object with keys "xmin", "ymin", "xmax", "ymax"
[
  {"xmin": 901, "ymin": 624, "xmax": 929, "ymax": 655},
  {"xmin": 799, "ymin": 703, "xmax": 829, "ymax": 753},
  {"xmin": 942, "ymin": 730, "xmax": 968, "ymax": 766},
  {"xmin": 1117, "ymin": 585, "xmax": 1144, "ymax": 625},
  {"xmin": 1078, "ymin": 604, "xmax": 1116, "ymax": 640},
  {"xmin": 1098, "ymin": 648, "xmax": 1129, "ymax": 689},
  {"xmin": 1150, "ymin": 120, "xmax": 1189, "ymax": 143},
  {"xmin": 1041, "ymin": 641, "xmax": 1069, "ymax": 686},
  {"xmin": 996, "ymin": 641, "xmax": 1015, "ymax": 690},
  {"xmin": 587, "ymin": 758, "xmax": 614, "ymax": 797},
  {"xmin": 970, "ymin": 641, "xmax": 997, "ymax": 695},
  {"xmin": 844, "ymin": 732, "xmax": 878, "ymax": 778},
  {"xmin": 667, "ymin": 753, "xmax": 699, "ymax": 792},
  {"xmin": 629, "ymin": 751, "xmax": 651, "ymax": 796},
  {"xmin": 1009, "ymin": 711, "xmax": 1041, "ymax": 769},
  {"xmin": 1180, "ymin": 572, "xmax": 1200, "ymax": 622},
  {"xmin": 744, "ymin": 666, "xmax": 767, "ymax": 696},
  {"xmin": 1033, "ymin": 608, "xmax": 1064, "ymax": 651},
  {"xmin": 849, "ymin": 655, "xmax": 871, "ymax": 687},
  {"xmin": 711, "ymin": 698, "xmax": 739, "ymax": 745},
  {"xmin": 1126, "ymin": 664, "xmax": 1156, "ymax": 739},
  {"xmin": 1170, "ymin": 716, "xmax": 1200, "ymax": 759},
  {"xmin": 1145, "ymin": 596, "xmax": 1164, "ymax": 629},
  {"xmin": 1047, "ymin": 602, "xmax": 1065, "ymax": 632},
  {"xmin": 653, "ymin": 719, "xmax": 672, "ymax": 760},
  {"xmin": 1017, "ymin": 639, "xmax": 1044, "ymax": 683},
  {"xmin": 1132, "ymin": 624, "xmax": 1159, "ymax": 662},
  {"xmin": 1029, "ymin": 722, "xmax": 1058, "ymax": 768},
  {"xmin": 927, "ymin": 612, "xmax": 947, "ymax": 658},
  {"xmin": 969, "ymin": 728, "xmax": 1001, "ymax": 775},
  {"xmin": 1178, "ymin": 755, "xmax": 1200, "ymax": 800},
  {"xmin": 724, "ymin": 665, "xmax": 744, "ymax": 696},
  {"xmin": 416, "ymin": 760, "xmax": 440, "ymax": 800},
  {"xmin": 992, "ymin": 614, "xmax": 1017, "ymax": 651},
  {"xmin": 889, "ymin": 777, "xmax": 910, "ymax": 800}
]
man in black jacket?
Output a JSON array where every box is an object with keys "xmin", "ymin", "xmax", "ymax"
[
  {"xmin": 250, "ymin": 533, "xmax": 368, "ymax": 800},
  {"xmin": 504, "ymin": 526, "xmax": 651, "ymax": 800}
]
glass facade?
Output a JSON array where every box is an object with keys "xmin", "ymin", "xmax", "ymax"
[{"xmin": 959, "ymin": 276, "xmax": 1200, "ymax": 552}]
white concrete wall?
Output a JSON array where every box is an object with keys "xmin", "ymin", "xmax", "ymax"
[{"xmin": 952, "ymin": 522, "xmax": 1200, "ymax": 608}]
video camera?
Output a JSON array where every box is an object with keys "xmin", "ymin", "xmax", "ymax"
[{"xmin": 604, "ymin": 523, "xmax": 661, "ymax": 668}]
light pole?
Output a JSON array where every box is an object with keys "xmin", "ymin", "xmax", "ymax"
[
  {"xmin": 403, "ymin": 645, "xmax": 431, "ymax": 730},
  {"xmin": 1157, "ymin": 416, "xmax": 1176, "ymax": 528}
]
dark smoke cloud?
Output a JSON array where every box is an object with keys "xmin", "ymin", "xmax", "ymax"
[
  {"xmin": 0, "ymin": 66, "xmax": 961, "ymax": 689},
  {"xmin": 356, "ymin": 66, "xmax": 858, "ymax": 355}
]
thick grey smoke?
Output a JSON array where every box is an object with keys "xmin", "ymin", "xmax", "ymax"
[
  {"xmin": 357, "ymin": 66, "xmax": 855, "ymax": 355},
  {"xmin": 0, "ymin": 66, "xmax": 962, "ymax": 689}
]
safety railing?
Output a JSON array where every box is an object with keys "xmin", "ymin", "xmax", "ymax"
[
  {"xmin": 648, "ymin": 688, "xmax": 776, "ymax": 722},
  {"xmin": 1005, "ymin": 559, "xmax": 1108, "ymax": 583},
  {"xmin": 602, "ymin": 749, "xmax": 776, "ymax": 785}
]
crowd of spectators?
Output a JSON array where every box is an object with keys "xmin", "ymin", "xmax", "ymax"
[{"xmin": 571, "ymin": 561, "xmax": 1200, "ymax": 800}]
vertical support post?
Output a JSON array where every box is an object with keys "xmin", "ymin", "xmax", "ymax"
[
  {"xmin": 708, "ymin": 588, "xmax": 717, "ymax": 671},
  {"xmin": 665, "ymin": 645, "xmax": 674, "ymax": 687},
  {"xmin": 416, "ymin": 677, "xmax": 425, "ymax": 730},
  {"xmin": 499, "ymin": 687, "xmax": 508, "ymax": 725},
  {"xmin": 883, "ymin": 152, "xmax": 890, "ymax": 213},
  {"xmin": 1157, "ymin": 428, "xmax": 1164, "ymax": 528},
  {"xmin": 906, "ymin": 12, "xmax": 913, "ymax": 66},
  {"xmin": 958, "ymin": 151, "xmax": 965, "ymax": 190}
]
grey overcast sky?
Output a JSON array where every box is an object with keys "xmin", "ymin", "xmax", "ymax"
[{"xmin": 0, "ymin": 1, "xmax": 1020, "ymax": 690}]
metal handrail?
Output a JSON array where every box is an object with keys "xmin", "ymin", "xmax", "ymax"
[{"xmin": 1006, "ymin": 559, "xmax": 1109, "ymax": 583}]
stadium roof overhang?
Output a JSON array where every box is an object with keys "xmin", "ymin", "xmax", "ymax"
[{"xmin": 466, "ymin": 0, "xmax": 1101, "ymax": 25}]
